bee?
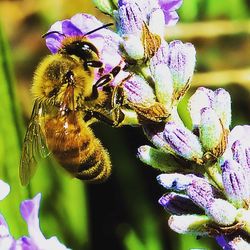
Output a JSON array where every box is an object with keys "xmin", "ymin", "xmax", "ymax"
[{"xmin": 20, "ymin": 24, "xmax": 126, "ymax": 186}]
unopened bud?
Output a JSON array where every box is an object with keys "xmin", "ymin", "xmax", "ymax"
[
  {"xmin": 168, "ymin": 40, "xmax": 196, "ymax": 101},
  {"xmin": 159, "ymin": 192, "xmax": 203, "ymax": 215},
  {"xmin": 221, "ymin": 159, "xmax": 250, "ymax": 208},
  {"xmin": 206, "ymin": 198, "xmax": 237, "ymax": 226},
  {"xmin": 164, "ymin": 122, "xmax": 203, "ymax": 163},
  {"xmin": 212, "ymin": 88, "xmax": 231, "ymax": 129},
  {"xmin": 138, "ymin": 145, "xmax": 182, "ymax": 172},
  {"xmin": 199, "ymin": 107, "xmax": 224, "ymax": 154}
]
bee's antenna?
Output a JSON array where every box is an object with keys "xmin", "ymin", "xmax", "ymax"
[
  {"xmin": 83, "ymin": 23, "xmax": 113, "ymax": 36},
  {"xmin": 42, "ymin": 31, "xmax": 66, "ymax": 38},
  {"xmin": 41, "ymin": 23, "xmax": 113, "ymax": 39}
]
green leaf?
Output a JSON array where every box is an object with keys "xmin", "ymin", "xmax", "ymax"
[{"xmin": 0, "ymin": 22, "xmax": 28, "ymax": 237}]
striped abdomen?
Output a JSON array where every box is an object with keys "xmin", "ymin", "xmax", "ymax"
[{"xmin": 44, "ymin": 115, "xmax": 111, "ymax": 183}]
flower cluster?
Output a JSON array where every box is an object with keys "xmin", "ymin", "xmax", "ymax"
[
  {"xmin": 0, "ymin": 181, "xmax": 69, "ymax": 250},
  {"xmin": 138, "ymin": 87, "xmax": 250, "ymax": 248}
]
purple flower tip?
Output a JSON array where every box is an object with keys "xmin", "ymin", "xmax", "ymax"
[
  {"xmin": 158, "ymin": 0, "xmax": 183, "ymax": 26},
  {"xmin": 20, "ymin": 193, "xmax": 41, "ymax": 223}
]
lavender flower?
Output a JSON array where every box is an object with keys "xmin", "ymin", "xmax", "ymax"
[{"xmin": 0, "ymin": 182, "xmax": 69, "ymax": 250}]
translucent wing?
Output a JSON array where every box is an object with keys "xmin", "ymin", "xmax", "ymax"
[{"xmin": 19, "ymin": 100, "xmax": 50, "ymax": 186}]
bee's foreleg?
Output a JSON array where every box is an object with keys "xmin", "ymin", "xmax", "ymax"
[
  {"xmin": 94, "ymin": 65, "xmax": 122, "ymax": 88},
  {"xmin": 83, "ymin": 60, "xmax": 104, "ymax": 75}
]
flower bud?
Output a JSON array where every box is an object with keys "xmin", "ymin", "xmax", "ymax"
[
  {"xmin": 143, "ymin": 124, "xmax": 175, "ymax": 153},
  {"xmin": 221, "ymin": 159, "xmax": 250, "ymax": 208},
  {"xmin": 199, "ymin": 107, "xmax": 224, "ymax": 153},
  {"xmin": 157, "ymin": 173, "xmax": 193, "ymax": 191},
  {"xmin": 212, "ymin": 88, "xmax": 231, "ymax": 129},
  {"xmin": 164, "ymin": 122, "xmax": 203, "ymax": 163},
  {"xmin": 117, "ymin": 0, "xmax": 145, "ymax": 35},
  {"xmin": 168, "ymin": 40, "xmax": 196, "ymax": 101},
  {"xmin": 159, "ymin": 192, "xmax": 203, "ymax": 215},
  {"xmin": 151, "ymin": 64, "xmax": 173, "ymax": 110},
  {"xmin": 186, "ymin": 178, "xmax": 219, "ymax": 210},
  {"xmin": 123, "ymin": 75, "xmax": 155, "ymax": 106},
  {"xmin": 93, "ymin": 0, "xmax": 116, "ymax": 15},
  {"xmin": 122, "ymin": 34, "xmax": 145, "ymax": 60},
  {"xmin": 188, "ymin": 87, "xmax": 214, "ymax": 129},
  {"xmin": 149, "ymin": 41, "xmax": 173, "ymax": 109},
  {"xmin": 137, "ymin": 145, "xmax": 182, "ymax": 172},
  {"xmin": 168, "ymin": 214, "xmax": 211, "ymax": 236},
  {"xmin": 206, "ymin": 199, "xmax": 237, "ymax": 226}
]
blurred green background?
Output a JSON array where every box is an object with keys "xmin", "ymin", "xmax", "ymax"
[{"xmin": 0, "ymin": 0, "xmax": 249, "ymax": 249}]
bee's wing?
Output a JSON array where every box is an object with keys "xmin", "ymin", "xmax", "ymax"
[{"xmin": 20, "ymin": 100, "xmax": 50, "ymax": 186}]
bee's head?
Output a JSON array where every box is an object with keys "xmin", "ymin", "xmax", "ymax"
[
  {"xmin": 61, "ymin": 39, "xmax": 99, "ymax": 62},
  {"xmin": 42, "ymin": 23, "xmax": 113, "ymax": 62}
]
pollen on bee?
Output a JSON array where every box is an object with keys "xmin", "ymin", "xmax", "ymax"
[{"xmin": 64, "ymin": 122, "xmax": 69, "ymax": 129}]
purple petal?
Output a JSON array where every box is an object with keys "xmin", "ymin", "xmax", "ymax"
[
  {"xmin": 158, "ymin": 0, "xmax": 183, "ymax": 11},
  {"xmin": 163, "ymin": 11, "xmax": 179, "ymax": 26},
  {"xmin": 20, "ymin": 193, "xmax": 45, "ymax": 244},
  {"xmin": 158, "ymin": 0, "xmax": 183, "ymax": 26},
  {"xmin": 61, "ymin": 20, "xmax": 82, "ymax": 37},
  {"xmin": 14, "ymin": 236, "xmax": 36, "ymax": 250},
  {"xmin": 216, "ymin": 236, "xmax": 231, "ymax": 250}
]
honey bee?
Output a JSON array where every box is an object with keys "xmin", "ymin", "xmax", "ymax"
[{"xmin": 20, "ymin": 24, "xmax": 126, "ymax": 186}]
